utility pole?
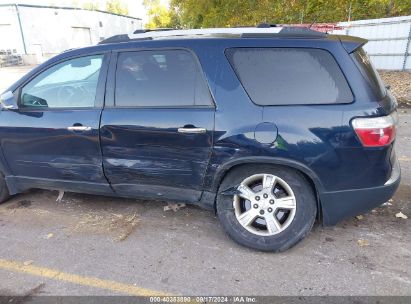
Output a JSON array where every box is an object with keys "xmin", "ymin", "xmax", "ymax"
[{"xmin": 15, "ymin": 4, "xmax": 27, "ymax": 55}]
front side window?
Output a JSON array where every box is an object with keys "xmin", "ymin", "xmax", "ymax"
[
  {"xmin": 115, "ymin": 50, "xmax": 213, "ymax": 107},
  {"xmin": 226, "ymin": 48, "xmax": 353, "ymax": 105},
  {"xmin": 21, "ymin": 55, "xmax": 103, "ymax": 108}
]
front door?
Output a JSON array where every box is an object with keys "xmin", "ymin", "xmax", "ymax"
[
  {"xmin": 0, "ymin": 54, "xmax": 111, "ymax": 194},
  {"xmin": 100, "ymin": 49, "xmax": 215, "ymax": 202}
]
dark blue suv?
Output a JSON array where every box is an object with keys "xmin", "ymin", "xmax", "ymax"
[{"xmin": 0, "ymin": 27, "xmax": 400, "ymax": 251}]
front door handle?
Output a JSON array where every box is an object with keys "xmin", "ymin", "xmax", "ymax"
[
  {"xmin": 177, "ymin": 127, "xmax": 207, "ymax": 134},
  {"xmin": 67, "ymin": 125, "xmax": 92, "ymax": 132}
]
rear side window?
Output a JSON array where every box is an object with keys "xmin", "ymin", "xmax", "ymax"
[
  {"xmin": 226, "ymin": 48, "xmax": 353, "ymax": 105},
  {"xmin": 351, "ymin": 48, "xmax": 386, "ymax": 99},
  {"xmin": 115, "ymin": 50, "xmax": 213, "ymax": 107}
]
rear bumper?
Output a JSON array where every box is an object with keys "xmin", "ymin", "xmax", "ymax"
[{"xmin": 320, "ymin": 157, "xmax": 401, "ymax": 225}]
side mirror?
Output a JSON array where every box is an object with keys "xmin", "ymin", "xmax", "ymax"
[{"xmin": 0, "ymin": 91, "xmax": 18, "ymax": 110}]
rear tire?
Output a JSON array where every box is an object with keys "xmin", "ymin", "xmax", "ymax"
[{"xmin": 216, "ymin": 165, "xmax": 316, "ymax": 252}]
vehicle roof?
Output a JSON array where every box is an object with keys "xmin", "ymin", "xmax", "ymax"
[
  {"xmin": 62, "ymin": 28, "xmax": 366, "ymax": 56},
  {"xmin": 99, "ymin": 26, "xmax": 327, "ymax": 45},
  {"xmin": 92, "ymin": 26, "xmax": 366, "ymax": 54}
]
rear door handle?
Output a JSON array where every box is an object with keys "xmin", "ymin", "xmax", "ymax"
[
  {"xmin": 67, "ymin": 126, "xmax": 92, "ymax": 132},
  {"xmin": 177, "ymin": 127, "xmax": 206, "ymax": 134}
]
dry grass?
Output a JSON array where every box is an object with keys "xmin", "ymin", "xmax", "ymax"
[{"xmin": 73, "ymin": 212, "xmax": 140, "ymax": 241}]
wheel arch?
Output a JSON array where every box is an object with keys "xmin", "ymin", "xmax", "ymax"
[{"xmin": 211, "ymin": 157, "xmax": 324, "ymax": 220}]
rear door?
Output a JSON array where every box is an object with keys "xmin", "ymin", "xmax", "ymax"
[{"xmin": 100, "ymin": 48, "xmax": 215, "ymax": 202}]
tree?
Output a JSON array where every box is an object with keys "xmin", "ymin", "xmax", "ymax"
[
  {"xmin": 144, "ymin": 0, "xmax": 171, "ymax": 28},
  {"xmin": 143, "ymin": 0, "xmax": 180, "ymax": 28},
  {"xmin": 106, "ymin": 0, "xmax": 129, "ymax": 16},
  {"xmin": 83, "ymin": 1, "xmax": 100, "ymax": 11},
  {"xmin": 166, "ymin": 0, "xmax": 411, "ymax": 28}
]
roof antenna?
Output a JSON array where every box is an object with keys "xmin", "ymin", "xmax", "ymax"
[{"xmin": 309, "ymin": 13, "xmax": 321, "ymax": 29}]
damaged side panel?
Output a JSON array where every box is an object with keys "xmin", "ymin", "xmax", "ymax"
[{"xmin": 99, "ymin": 108, "xmax": 214, "ymax": 202}]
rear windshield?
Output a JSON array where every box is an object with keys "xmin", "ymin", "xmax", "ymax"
[
  {"xmin": 351, "ymin": 48, "xmax": 386, "ymax": 99},
  {"xmin": 226, "ymin": 48, "xmax": 353, "ymax": 105}
]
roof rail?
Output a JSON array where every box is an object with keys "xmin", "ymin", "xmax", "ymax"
[
  {"xmin": 99, "ymin": 34, "xmax": 130, "ymax": 45},
  {"xmin": 99, "ymin": 26, "xmax": 326, "ymax": 45},
  {"xmin": 257, "ymin": 23, "xmax": 278, "ymax": 28},
  {"xmin": 133, "ymin": 28, "xmax": 175, "ymax": 34},
  {"xmin": 242, "ymin": 26, "xmax": 326, "ymax": 38},
  {"xmin": 127, "ymin": 27, "xmax": 284, "ymax": 40}
]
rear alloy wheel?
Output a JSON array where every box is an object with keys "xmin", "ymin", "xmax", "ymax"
[
  {"xmin": 234, "ymin": 174, "xmax": 296, "ymax": 236},
  {"xmin": 217, "ymin": 165, "xmax": 316, "ymax": 252}
]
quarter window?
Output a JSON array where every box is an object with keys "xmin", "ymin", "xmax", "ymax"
[
  {"xmin": 115, "ymin": 50, "xmax": 213, "ymax": 107},
  {"xmin": 226, "ymin": 48, "xmax": 353, "ymax": 105},
  {"xmin": 351, "ymin": 48, "xmax": 386, "ymax": 99},
  {"xmin": 21, "ymin": 55, "xmax": 103, "ymax": 108}
]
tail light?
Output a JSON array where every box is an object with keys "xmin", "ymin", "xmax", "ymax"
[{"xmin": 352, "ymin": 112, "xmax": 398, "ymax": 147}]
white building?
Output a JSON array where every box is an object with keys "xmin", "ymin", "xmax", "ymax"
[{"xmin": 0, "ymin": 3, "xmax": 142, "ymax": 64}]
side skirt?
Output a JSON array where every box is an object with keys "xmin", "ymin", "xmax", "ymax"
[
  {"xmin": 5, "ymin": 176, "xmax": 217, "ymax": 210},
  {"xmin": 6, "ymin": 176, "xmax": 115, "ymax": 196},
  {"xmin": 111, "ymin": 183, "xmax": 202, "ymax": 204}
]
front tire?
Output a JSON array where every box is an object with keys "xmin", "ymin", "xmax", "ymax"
[
  {"xmin": 0, "ymin": 173, "xmax": 9, "ymax": 203},
  {"xmin": 216, "ymin": 165, "xmax": 316, "ymax": 252}
]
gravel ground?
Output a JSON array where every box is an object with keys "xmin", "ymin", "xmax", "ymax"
[
  {"xmin": 379, "ymin": 71, "xmax": 411, "ymax": 106},
  {"xmin": 0, "ymin": 66, "xmax": 36, "ymax": 93}
]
